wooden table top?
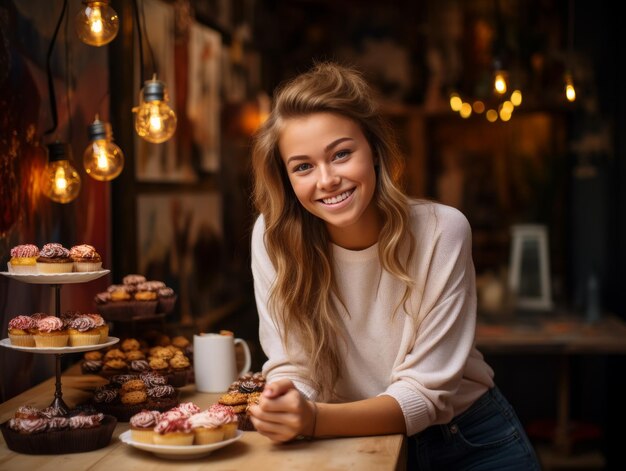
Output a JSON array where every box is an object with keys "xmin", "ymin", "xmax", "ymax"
[
  {"xmin": 0, "ymin": 366, "xmax": 406, "ymax": 471},
  {"xmin": 475, "ymin": 313, "xmax": 626, "ymax": 354}
]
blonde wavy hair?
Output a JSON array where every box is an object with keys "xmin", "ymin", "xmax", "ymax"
[{"xmin": 251, "ymin": 62, "xmax": 415, "ymax": 398}]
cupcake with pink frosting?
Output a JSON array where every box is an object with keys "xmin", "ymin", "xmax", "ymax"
[
  {"xmin": 69, "ymin": 244, "xmax": 102, "ymax": 272},
  {"xmin": 8, "ymin": 244, "xmax": 40, "ymax": 274},
  {"xmin": 84, "ymin": 313, "xmax": 109, "ymax": 342},
  {"xmin": 36, "ymin": 243, "xmax": 73, "ymax": 274},
  {"xmin": 33, "ymin": 315, "xmax": 68, "ymax": 347},
  {"xmin": 8, "ymin": 315, "xmax": 37, "ymax": 347},
  {"xmin": 129, "ymin": 409, "xmax": 161, "ymax": 444},
  {"xmin": 188, "ymin": 410, "xmax": 224, "ymax": 444},
  {"xmin": 208, "ymin": 403, "xmax": 239, "ymax": 438},
  {"xmin": 153, "ymin": 416, "xmax": 193, "ymax": 446}
]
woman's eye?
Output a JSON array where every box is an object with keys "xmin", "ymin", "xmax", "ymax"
[
  {"xmin": 293, "ymin": 163, "xmax": 312, "ymax": 173},
  {"xmin": 334, "ymin": 150, "xmax": 351, "ymax": 160}
]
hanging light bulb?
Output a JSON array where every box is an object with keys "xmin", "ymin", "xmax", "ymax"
[
  {"xmin": 83, "ymin": 116, "xmax": 124, "ymax": 180},
  {"xmin": 133, "ymin": 76, "xmax": 177, "ymax": 143},
  {"xmin": 565, "ymin": 72, "xmax": 576, "ymax": 102},
  {"xmin": 492, "ymin": 57, "xmax": 508, "ymax": 95},
  {"xmin": 493, "ymin": 70, "xmax": 507, "ymax": 95},
  {"xmin": 42, "ymin": 142, "xmax": 81, "ymax": 204},
  {"xmin": 75, "ymin": 0, "xmax": 119, "ymax": 46}
]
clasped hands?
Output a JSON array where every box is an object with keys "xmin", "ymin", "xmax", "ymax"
[{"xmin": 248, "ymin": 378, "xmax": 317, "ymax": 443}]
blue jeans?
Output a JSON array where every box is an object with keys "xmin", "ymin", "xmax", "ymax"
[{"xmin": 407, "ymin": 386, "xmax": 541, "ymax": 470}]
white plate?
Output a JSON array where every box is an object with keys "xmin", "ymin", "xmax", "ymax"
[
  {"xmin": 0, "ymin": 336, "xmax": 119, "ymax": 354},
  {"xmin": 119, "ymin": 429, "xmax": 243, "ymax": 460},
  {"xmin": 0, "ymin": 270, "xmax": 110, "ymax": 284}
]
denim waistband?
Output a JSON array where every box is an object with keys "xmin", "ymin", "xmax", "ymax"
[{"xmin": 413, "ymin": 386, "xmax": 497, "ymax": 441}]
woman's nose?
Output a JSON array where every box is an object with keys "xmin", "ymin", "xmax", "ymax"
[{"xmin": 317, "ymin": 165, "xmax": 340, "ymax": 190}]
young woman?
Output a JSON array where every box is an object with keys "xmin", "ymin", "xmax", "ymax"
[{"xmin": 247, "ymin": 62, "xmax": 540, "ymax": 470}]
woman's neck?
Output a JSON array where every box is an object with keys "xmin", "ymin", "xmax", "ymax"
[{"xmin": 326, "ymin": 203, "xmax": 382, "ymax": 250}]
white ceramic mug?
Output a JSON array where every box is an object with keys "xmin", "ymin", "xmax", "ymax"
[{"xmin": 193, "ymin": 333, "xmax": 252, "ymax": 392}]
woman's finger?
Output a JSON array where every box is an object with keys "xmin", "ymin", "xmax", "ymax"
[
  {"xmin": 262, "ymin": 378, "xmax": 296, "ymax": 398},
  {"xmin": 250, "ymin": 414, "xmax": 298, "ymax": 442}
]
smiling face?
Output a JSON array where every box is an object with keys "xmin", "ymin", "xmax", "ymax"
[{"xmin": 279, "ymin": 112, "xmax": 381, "ymax": 249}]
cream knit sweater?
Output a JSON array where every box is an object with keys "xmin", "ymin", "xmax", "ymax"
[{"xmin": 251, "ymin": 201, "xmax": 494, "ymax": 436}]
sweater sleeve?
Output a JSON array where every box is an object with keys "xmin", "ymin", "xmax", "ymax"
[
  {"xmin": 251, "ymin": 216, "xmax": 319, "ymax": 400},
  {"xmin": 380, "ymin": 205, "xmax": 479, "ymax": 436}
]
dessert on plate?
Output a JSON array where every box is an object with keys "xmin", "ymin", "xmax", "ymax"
[
  {"xmin": 7, "ymin": 315, "xmax": 37, "ymax": 347},
  {"xmin": 69, "ymin": 244, "xmax": 102, "ymax": 272},
  {"xmin": 36, "ymin": 243, "xmax": 73, "ymax": 274},
  {"xmin": 33, "ymin": 315, "xmax": 68, "ymax": 348},
  {"xmin": 7, "ymin": 244, "xmax": 39, "ymax": 274}
]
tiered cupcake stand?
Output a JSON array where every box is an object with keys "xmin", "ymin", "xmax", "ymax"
[{"xmin": 0, "ymin": 270, "xmax": 119, "ymax": 414}]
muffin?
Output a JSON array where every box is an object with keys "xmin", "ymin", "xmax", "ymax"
[
  {"xmin": 121, "ymin": 390, "xmax": 148, "ymax": 405},
  {"xmin": 137, "ymin": 281, "xmax": 166, "ymax": 292},
  {"xmin": 95, "ymin": 298, "xmax": 134, "ymax": 322},
  {"xmin": 148, "ymin": 357, "xmax": 169, "ymax": 374},
  {"xmin": 123, "ymin": 274, "xmax": 146, "ymax": 286},
  {"xmin": 36, "ymin": 243, "xmax": 73, "ymax": 274},
  {"xmin": 33, "ymin": 316, "xmax": 68, "ymax": 347},
  {"xmin": 93, "ymin": 386, "xmax": 119, "ymax": 405},
  {"xmin": 85, "ymin": 313, "xmax": 108, "ymax": 342},
  {"xmin": 219, "ymin": 372, "xmax": 266, "ymax": 431},
  {"xmin": 8, "ymin": 244, "xmax": 39, "ymax": 274},
  {"xmin": 125, "ymin": 349, "xmax": 145, "ymax": 361},
  {"xmin": 171, "ymin": 335, "xmax": 190, "ymax": 350},
  {"xmin": 69, "ymin": 244, "xmax": 102, "ymax": 272},
  {"xmin": 129, "ymin": 360, "xmax": 151, "ymax": 373},
  {"xmin": 91, "ymin": 374, "xmax": 178, "ymax": 422},
  {"xmin": 131, "ymin": 292, "xmax": 158, "ymax": 318},
  {"xmin": 146, "ymin": 384, "xmax": 177, "ymax": 408},
  {"xmin": 156, "ymin": 287, "xmax": 177, "ymax": 314},
  {"xmin": 8, "ymin": 315, "xmax": 37, "ymax": 347},
  {"xmin": 102, "ymin": 359, "xmax": 128, "ymax": 375},
  {"xmin": 67, "ymin": 315, "xmax": 101, "ymax": 346},
  {"xmin": 188, "ymin": 410, "xmax": 224, "ymax": 444},
  {"xmin": 168, "ymin": 353, "xmax": 191, "ymax": 387},
  {"xmin": 129, "ymin": 410, "xmax": 161, "ymax": 444},
  {"xmin": 153, "ymin": 417, "xmax": 193, "ymax": 446},
  {"xmin": 121, "ymin": 338, "xmax": 140, "ymax": 352},
  {"xmin": 208, "ymin": 403, "xmax": 239, "ymax": 439},
  {"xmin": 108, "ymin": 285, "xmax": 131, "ymax": 301},
  {"xmin": 81, "ymin": 360, "xmax": 104, "ymax": 374},
  {"xmin": 121, "ymin": 379, "xmax": 146, "ymax": 394},
  {"xmin": 103, "ymin": 348, "xmax": 126, "ymax": 361}
]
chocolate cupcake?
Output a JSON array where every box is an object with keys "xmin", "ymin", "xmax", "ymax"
[
  {"xmin": 36, "ymin": 243, "xmax": 73, "ymax": 274},
  {"xmin": 157, "ymin": 287, "xmax": 177, "ymax": 314}
]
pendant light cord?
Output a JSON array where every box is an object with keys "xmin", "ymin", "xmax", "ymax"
[
  {"xmin": 132, "ymin": 0, "xmax": 158, "ymax": 86},
  {"xmin": 44, "ymin": 0, "xmax": 68, "ymax": 135},
  {"xmin": 132, "ymin": 0, "xmax": 145, "ymax": 85}
]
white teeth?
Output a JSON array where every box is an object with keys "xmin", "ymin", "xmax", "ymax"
[{"xmin": 322, "ymin": 190, "xmax": 353, "ymax": 205}]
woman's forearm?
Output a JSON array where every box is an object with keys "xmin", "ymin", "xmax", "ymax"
[{"xmin": 314, "ymin": 395, "xmax": 406, "ymax": 437}]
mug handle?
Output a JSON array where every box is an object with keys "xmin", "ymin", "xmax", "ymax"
[{"xmin": 235, "ymin": 338, "xmax": 252, "ymax": 376}]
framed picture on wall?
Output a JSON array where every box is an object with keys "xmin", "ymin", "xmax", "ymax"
[
  {"xmin": 187, "ymin": 21, "xmax": 222, "ymax": 173},
  {"xmin": 136, "ymin": 192, "xmax": 224, "ymax": 324}
]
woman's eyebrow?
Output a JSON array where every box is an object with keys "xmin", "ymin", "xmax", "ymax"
[
  {"xmin": 324, "ymin": 137, "xmax": 354, "ymax": 152},
  {"xmin": 286, "ymin": 137, "xmax": 355, "ymax": 164}
]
